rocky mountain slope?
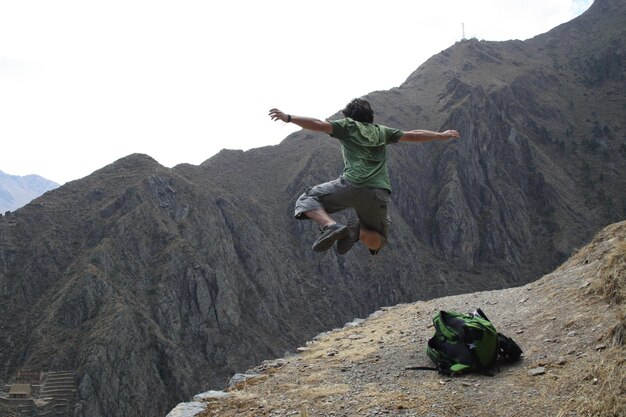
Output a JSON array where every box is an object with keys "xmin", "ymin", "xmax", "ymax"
[
  {"xmin": 0, "ymin": 1, "xmax": 624, "ymax": 417},
  {"xmin": 180, "ymin": 220, "xmax": 626, "ymax": 417},
  {"xmin": 0, "ymin": 170, "xmax": 58, "ymax": 212}
]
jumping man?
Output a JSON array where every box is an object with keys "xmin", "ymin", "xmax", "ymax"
[{"xmin": 269, "ymin": 98, "xmax": 460, "ymax": 256}]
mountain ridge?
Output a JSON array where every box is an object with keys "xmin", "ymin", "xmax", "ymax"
[{"xmin": 0, "ymin": 170, "xmax": 59, "ymax": 213}]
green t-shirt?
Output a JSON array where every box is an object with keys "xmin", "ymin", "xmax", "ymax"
[{"xmin": 330, "ymin": 118, "xmax": 404, "ymax": 191}]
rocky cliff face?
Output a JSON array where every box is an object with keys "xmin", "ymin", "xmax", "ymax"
[
  {"xmin": 0, "ymin": 1, "xmax": 624, "ymax": 417},
  {"xmin": 187, "ymin": 220, "xmax": 626, "ymax": 417}
]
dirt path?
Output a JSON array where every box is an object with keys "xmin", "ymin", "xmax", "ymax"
[{"xmin": 194, "ymin": 222, "xmax": 625, "ymax": 417}]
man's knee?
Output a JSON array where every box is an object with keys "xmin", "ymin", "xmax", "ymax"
[
  {"xmin": 368, "ymin": 235, "xmax": 387, "ymax": 255},
  {"xmin": 359, "ymin": 225, "xmax": 387, "ymax": 254}
]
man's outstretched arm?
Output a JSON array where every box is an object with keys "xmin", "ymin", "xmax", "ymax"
[
  {"xmin": 399, "ymin": 129, "xmax": 460, "ymax": 143},
  {"xmin": 269, "ymin": 108, "xmax": 333, "ymax": 134}
]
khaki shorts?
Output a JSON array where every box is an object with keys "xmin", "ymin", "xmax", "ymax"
[{"xmin": 294, "ymin": 176, "xmax": 391, "ymax": 252}]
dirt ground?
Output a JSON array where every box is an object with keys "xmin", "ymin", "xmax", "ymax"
[{"xmin": 196, "ymin": 222, "xmax": 625, "ymax": 417}]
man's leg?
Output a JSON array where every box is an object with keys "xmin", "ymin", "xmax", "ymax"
[
  {"xmin": 336, "ymin": 216, "xmax": 386, "ymax": 255},
  {"xmin": 306, "ymin": 208, "xmax": 348, "ymax": 252},
  {"xmin": 348, "ymin": 187, "xmax": 390, "ymax": 255},
  {"xmin": 303, "ymin": 208, "xmax": 336, "ymax": 228},
  {"xmin": 294, "ymin": 178, "xmax": 354, "ymax": 252},
  {"xmin": 358, "ymin": 225, "xmax": 384, "ymax": 252}
]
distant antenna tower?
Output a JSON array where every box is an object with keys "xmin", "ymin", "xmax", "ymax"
[{"xmin": 462, "ymin": 23, "xmax": 466, "ymax": 40}]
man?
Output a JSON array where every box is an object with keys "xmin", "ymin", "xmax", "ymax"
[{"xmin": 269, "ymin": 98, "xmax": 460, "ymax": 255}]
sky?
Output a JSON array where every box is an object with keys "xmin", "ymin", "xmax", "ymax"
[{"xmin": 0, "ymin": 0, "xmax": 593, "ymax": 184}]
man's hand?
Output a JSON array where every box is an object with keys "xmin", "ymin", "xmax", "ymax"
[
  {"xmin": 442, "ymin": 130, "xmax": 460, "ymax": 139},
  {"xmin": 269, "ymin": 108, "xmax": 288, "ymax": 123}
]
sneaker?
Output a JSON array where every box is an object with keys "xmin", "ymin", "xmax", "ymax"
[
  {"xmin": 336, "ymin": 220, "xmax": 360, "ymax": 255},
  {"xmin": 312, "ymin": 223, "xmax": 348, "ymax": 252}
]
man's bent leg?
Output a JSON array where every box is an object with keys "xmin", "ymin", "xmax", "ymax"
[
  {"xmin": 294, "ymin": 177, "xmax": 355, "ymax": 252},
  {"xmin": 359, "ymin": 225, "xmax": 384, "ymax": 252},
  {"xmin": 352, "ymin": 187, "xmax": 391, "ymax": 255},
  {"xmin": 307, "ymin": 208, "xmax": 349, "ymax": 252},
  {"xmin": 303, "ymin": 208, "xmax": 336, "ymax": 228}
]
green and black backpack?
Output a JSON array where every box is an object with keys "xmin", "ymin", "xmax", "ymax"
[{"xmin": 410, "ymin": 308, "xmax": 522, "ymax": 376}]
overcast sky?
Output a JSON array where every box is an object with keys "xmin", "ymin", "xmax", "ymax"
[{"xmin": 0, "ymin": 0, "xmax": 593, "ymax": 184}]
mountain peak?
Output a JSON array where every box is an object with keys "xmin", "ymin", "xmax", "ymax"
[{"xmin": 106, "ymin": 153, "xmax": 162, "ymax": 171}]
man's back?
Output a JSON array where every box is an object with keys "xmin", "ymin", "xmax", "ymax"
[{"xmin": 329, "ymin": 118, "xmax": 403, "ymax": 191}]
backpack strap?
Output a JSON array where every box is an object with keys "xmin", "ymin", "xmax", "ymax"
[
  {"xmin": 439, "ymin": 311, "xmax": 467, "ymax": 338},
  {"xmin": 497, "ymin": 332, "xmax": 523, "ymax": 361},
  {"xmin": 405, "ymin": 364, "xmax": 455, "ymax": 376},
  {"xmin": 474, "ymin": 308, "xmax": 490, "ymax": 321},
  {"xmin": 405, "ymin": 366, "xmax": 439, "ymax": 371}
]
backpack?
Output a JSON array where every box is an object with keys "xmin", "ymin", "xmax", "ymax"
[{"xmin": 412, "ymin": 308, "xmax": 522, "ymax": 376}]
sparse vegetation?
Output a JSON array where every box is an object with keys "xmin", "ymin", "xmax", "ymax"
[
  {"xmin": 582, "ymin": 137, "xmax": 601, "ymax": 153},
  {"xmin": 589, "ymin": 240, "xmax": 626, "ymax": 306},
  {"xmin": 581, "ymin": 186, "xmax": 621, "ymax": 222},
  {"xmin": 550, "ymin": 136, "xmax": 566, "ymax": 153},
  {"xmin": 581, "ymin": 162, "xmax": 594, "ymax": 189},
  {"xmin": 574, "ymin": 234, "xmax": 626, "ymax": 417},
  {"xmin": 580, "ymin": 41, "xmax": 626, "ymax": 87}
]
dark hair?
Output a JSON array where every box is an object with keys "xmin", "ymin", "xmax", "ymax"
[{"xmin": 342, "ymin": 98, "xmax": 374, "ymax": 123}]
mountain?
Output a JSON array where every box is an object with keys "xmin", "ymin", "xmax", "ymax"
[
  {"xmin": 0, "ymin": 170, "xmax": 59, "ymax": 213},
  {"xmin": 0, "ymin": 1, "xmax": 624, "ymax": 417},
  {"xmin": 179, "ymin": 220, "xmax": 626, "ymax": 417}
]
